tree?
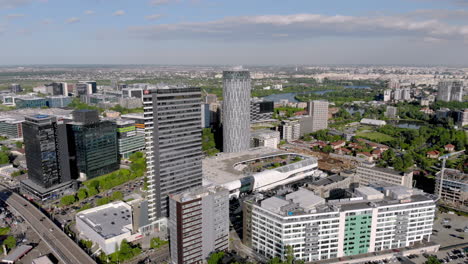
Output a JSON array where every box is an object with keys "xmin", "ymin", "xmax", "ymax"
[
  {"xmin": 285, "ymin": 245, "xmax": 294, "ymax": 264},
  {"xmin": 111, "ymin": 191, "xmax": 123, "ymax": 201},
  {"xmin": 77, "ymin": 188, "xmax": 88, "ymax": 201},
  {"xmin": 87, "ymin": 186, "xmax": 99, "ymax": 197},
  {"xmin": 202, "ymin": 128, "xmax": 219, "ymax": 156},
  {"xmin": 150, "ymin": 237, "xmax": 168, "ymax": 249},
  {"xmin": 3, "ymin": 236, "xmax": 16, "ymax": 249},
  {"xmin": 207, "ymin": 251, "xmax": 225, "ymax": 264},
  {"xmin": 0, "ymin": 152, "xmax": 9, "ymax": 164},
  {"xmin": 60, "ymin": 195, "xmax": 76, "ymax": 206},
  {"xmin": 15, "ymin": 141, "xmax": 23, "ymax": 148},
  {"xmin": 425, "ymin": 256, "xmax": 441, "ymax": 264},
  {"xmin": 322, "ymin": 145, "xmax": 333, "ymax": 153}
]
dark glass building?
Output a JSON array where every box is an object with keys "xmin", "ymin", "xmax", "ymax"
[
  {"xmin": 68, "ymin": 110, "xmax": 119, "ymax": 180},
  {"xmin": 23, "ymin": 115, "xmax": 74, "ymax": 188}
]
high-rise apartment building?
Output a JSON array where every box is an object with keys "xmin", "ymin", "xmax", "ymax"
[
  {"xmin": 437, "ymin": 80, "xmax": 464, "ymax": 102},
  {"xmin": 21, "ymin": 115, "xmax": 77, "ymax": 199},
  {"xmin": 222, "ymin": 70, "xmax": 251, "ymax": 153},
  {"xmin": 169, "ymin": 185, "xmax": 229, "ymax": 264},
  {"xmin": 144, "ymin": 87, "xmax": 203, "ymax": 222},
  {"xmin": 455, "ymin": 109, "xmax": 468, "ymax": 127},
  {"xmin": 67, "ymin": 110, "xmax": 119, "ymax": 180},
  {"xmin": 301, "ymin": 100, "xmax": 329, "ymax": 134},
  {"xmin": 243, "ymin": 186, "xmax": 435, "ymax": 262}
]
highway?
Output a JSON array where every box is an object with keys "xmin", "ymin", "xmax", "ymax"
[{"xmin": 0, "ymin": 187, "xmax": 96, "ymax": 264}]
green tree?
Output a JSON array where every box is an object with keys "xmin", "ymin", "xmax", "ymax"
[
  {"xmin": 425, "ymin": 256, "xmax": 441, "ymax": 264},
  {"xmin": 202, "ymin": 128, "xmax": 219, "ymax": 156},
  {"xmin": 207, "ymin": 251, "xmax": 225, "ymax": 264},
  {"xmin": 150, "ymin": 237, "xmax": 168, "ymax": 249},
  {"xmin": 3, "ymin": 236, "xmax": 16, "ymax": 249},
  {"xmin": 111, "ymin": 191, "xmax": 123, "ymax": 201},
  {"xmin": 285, "ymin": 245, "xmax": 294, "ymax": 264},
  {"xmin": 322, "ymin": 145, "xmax": 334, "ymax": 153},
  {"xmin": 0, "ymin": 152, "xmax": 9, "ymax": 164},
  {"xmin": 87, "ymin": 186, "xmax": 99, "ymax": 197},
  {"xmin": 15, "ymin": 141, "xmax": 23, "ymax": 148},
  {"xmin": 60, "ymin": 195, "xmax": 76, "ymax": 206},
  {"xmin": 77, "ymin": 188, "xmax": 88, "ymax": 201}
]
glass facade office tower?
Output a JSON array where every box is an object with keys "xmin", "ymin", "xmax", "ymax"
[
  {"xmin": 144, "ymin": 87, "xmax": 203, "ymax": 221},
  {"xmin": 68, "ymin": 110, "xmax": 119, "ymax": 180},
  {"xmin": 23, "ymin": 115, "xmax": 74, "ymax": 188},
  {"xmin": 222, "ymin": 70, "xmax": 251, "ymax": 153}
]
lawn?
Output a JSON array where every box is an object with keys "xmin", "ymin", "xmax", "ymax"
[{"xmin": 356, "ymin": 131, "xmax": 395, "ymax": 142}]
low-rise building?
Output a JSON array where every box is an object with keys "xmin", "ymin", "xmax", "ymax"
[
  {"xmin": 356, "ymin": 164, "xmax": 413, "ymax": 188},
  {"xmin": 169, "ymin": 185, "xmax": 229, "ymax": 264},
  {"xmin": 243, "ymin": 186, "xmax": 436, "ymax": 262},
  {"xmin": 76, "ymin": 200, "xmax": 148, "ymax": 254},
  {"xmin": 202, "ymin": 147, "xmax": 320, "ymax": 198},
  {"xmin": 426, "ymin": 150, "xmax": 440, "ymax": 159},
  {"xmin": 360, "ymin": 119, "xmax": 387, "ymax": 126},
  {"xmin": 116, "ymin": 119, "xmax": 145, "ymax": 159},
  {"xmin": 251, "ymin": 130, "xmax": 280, "ymax": 149}
]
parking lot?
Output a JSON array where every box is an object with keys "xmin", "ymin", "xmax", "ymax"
[{"xmin": 411, "ymin": 212, "xmax": 468, "ymax": 264}]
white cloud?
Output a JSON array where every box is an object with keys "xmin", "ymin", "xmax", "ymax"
[
  {"xmin": 128, "ymin": 13, "xmax": 468, "ymax": 42},
  {"xmin": 66, "ymin": 17, "xmax": 80, "ymax": 24},
  {"xmin": 84, "ymin": 10, "xmax": 95, "ymax": 15},
  {"xmin": 145, "ymin": 14, "xmax": 163, "ymax": 21},
  {"xmin": 408, "ymin": 9, "xmax": 468, "ymax": 20},
  {"xmin": 5, "ymin": 13, "xmax": 24, "ymax": 19},
  {"xmin": 113, "ymin": 10, "xmax": 125, "ymax": 16},
  {"xmin": 149, "ymin": 0, "xmax": 178, "ymax": 6}
]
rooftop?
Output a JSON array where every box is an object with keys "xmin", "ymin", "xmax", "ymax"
[
  {"xmin": 358, "ymin": 163, "xmax": 409, "ymax": 176},
  {"xmin": 77, "ymin": 201, "xmax": 133, "ymax": 239},
  {"xmin": 436, "ymin": 169, "xmax": 468, "ymax": 184},
  {"xmin": 203, "ymin": 147, "xmax": 316, "ymax": 185},
  {"xmin": 170, "ymin": 185, "xmax": 227, "ymax": 203},
  {"xmin": 250, "ymin": 185, "xmax": 434, "ymax": 217}
]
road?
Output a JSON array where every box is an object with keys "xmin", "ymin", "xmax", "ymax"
[{"xmin": 0, "ymin": 187, "xmax": 96, "ymax": 264}]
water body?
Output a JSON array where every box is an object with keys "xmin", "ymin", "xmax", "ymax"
[
  {"xmin": 344, "ymin": 85, "xmax": 371, "ymax": 89},
  {"xmin": 263, "ymin": 90, "xmax": 333, "ymax": 103},
  {"xmin": 388, "ymin": 120, "xmax": 425, "ymax": 130}
]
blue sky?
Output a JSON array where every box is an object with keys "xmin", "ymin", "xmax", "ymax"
[{"xmin": 1, "ymin": 0, "xmax": 468, "ymax": 65}]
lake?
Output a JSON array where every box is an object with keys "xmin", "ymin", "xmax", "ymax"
[{"xmin": 388, "ymin": 120, "xmax": 425, "ymax": 130}]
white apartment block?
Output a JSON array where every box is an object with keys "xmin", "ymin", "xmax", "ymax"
[{"xmin": 243, "ymin": 186, "xmax": 435, "ymax": 262}]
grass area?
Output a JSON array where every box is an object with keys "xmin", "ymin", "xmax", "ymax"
[{"xmin": 356, "ymin": 131, "xmax": 395, "ymax": 142}]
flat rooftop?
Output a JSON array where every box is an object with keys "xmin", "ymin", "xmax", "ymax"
[
  {"xmin": 0, "ymin": 108, "xmax": 73, "ymax": 122},
  {"xmin": 203, "ymin": 147, "xmax": 316, "ymax": 185},
  {"xmin": 251, "ymin": 185, "xmax": 435, "ymax": 217},
  {"xmin": 436, "ymin": 169, "xmax": 468, "ymax": 184},
  {"xmin": 77, "ymin": 201, "xmax": 132, "ymax": 239}
]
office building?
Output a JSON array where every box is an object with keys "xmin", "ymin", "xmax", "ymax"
[
  {"xmin": 168, "ymin": 185, "xmax": 229, "ymax": 264},
  {"xmin": 201, "ymin": 104, "xmax": 211, "ymax": 128},
  {"xmin": 144, "ymin": 87, "xmax": 203, "ymax": 222},
  {"xmin": 46, "ymin": 96, "xmax": 72, "ymax": 108},
  {"xmin": 10, "ymin": 84, "xmax": 22, "ymax": 93},
  {"xmin": 203, "ymin": 147, "xmax": 319, "ymax": 198},
  {"xmin": 222, "ymin": 70, "xmax": 251, "ymax": 153},
  {"xmin": 116, "ymin": 119, "xmax": 145, "ymax": 159},
  {"xmin": 15, "ymin": 97, "xmax": 47, "ymax": 108},
  {"xmin": 46, "ymin": 82, "xmax": 68, "ymax": 96},
  {"xmin": 121, "ymin": 113, "xmax": 145, "ymax": 134},
  {"xmin": 435, "ymin": 169, "xmax": 467, "ymax": 211},
  {"xmin": 279, "ymin": 120, "xmax": 300, "ymax": 142},
  {"xmin": 243, "ymin": 186, "xmax": 435, "ymax": 262},
  {"xmin": 75, "ymin": 82, "xmax": 93, "ymax": 97},
  {"xmin": 250, "ymin": 99, "xmax": 274, "ymax": 123},
  {"xmin": 68, "ymin": 110, "xmax": 119, "ymax": 180},
  {"xmin": 0, "ymin": 118, "xmax": 23, "ymax": 138},
  {"xmin": 20, "ymin": 115, "xmax": 76, "ymax": 200},
  {"xmin": 122, "ymin": 87, "xmax": 144, "ymax": 99},
  {"xmin": 356, "ymin": 164, "xmax": 413, "ymax": 188},
  {"xmin": 301, "ymin": 100, "xmax": 329, "ymax": 133},
  {"xmin": 250, "ymin": 129, "xmax": 280, "ymax": 149},
  {"xmin": 437, "ymin": 80, "xmax": 464, "ymax": 102},
  {"xmin": 385, "ymin": 106, "xmax": 398, "ymax": 118}
]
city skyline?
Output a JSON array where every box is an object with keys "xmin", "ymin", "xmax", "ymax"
[{"xmin": 1, "ymin": 0, "xmax": 468, "ymax": 65}]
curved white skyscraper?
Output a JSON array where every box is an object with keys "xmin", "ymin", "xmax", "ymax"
[{"xmin": 222, "ymin": 70, "xmax": 251, "ymax": 153}]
